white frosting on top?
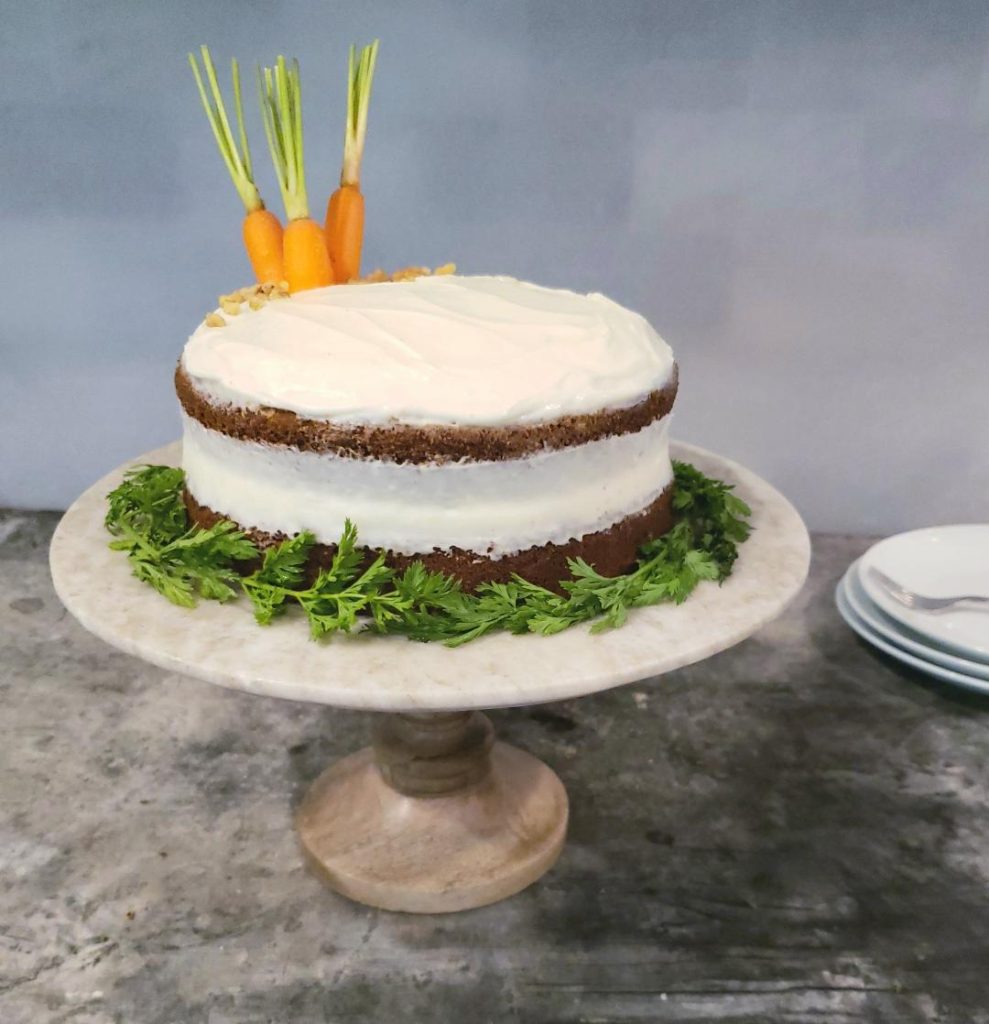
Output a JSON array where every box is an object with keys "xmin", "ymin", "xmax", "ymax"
[{"xmin": 181, "ymin": 275, "xmax": 674, "ymax": 426}]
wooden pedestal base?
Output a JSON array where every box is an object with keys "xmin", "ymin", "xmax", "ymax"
[{"xmin": 296, "ymin": 712, "xmax": 569, "ymax": 913}]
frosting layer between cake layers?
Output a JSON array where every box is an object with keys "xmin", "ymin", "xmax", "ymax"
[
  {"xmin": 180, "ymin": 412, "xmax": 673, "ymax": 556},
  {"xmin": 177, "ymin": 275, "xmax": 678, "ymax": 585}
]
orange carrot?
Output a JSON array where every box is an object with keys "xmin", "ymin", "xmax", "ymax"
[
  {"xmin": 242, "ymin": 208, "xmax": 284, "ymax": 284},
  {"xmin": 325, "ymin": 184, "xmax": 364, "ymax": 282},
  {"xmin": 258, "ymin": 56, "xmax": 333, "ymax": 293},
  {"xmin": 325, "ymin": 41, "xmax": 379, "ymax": 282},
  {"xmin": 189, "ymin": 46, "xmax": 283, "ymax": 283},
  {"xmin": 283, "ymin": 217, "xmax": 333, "ymax": 292}
]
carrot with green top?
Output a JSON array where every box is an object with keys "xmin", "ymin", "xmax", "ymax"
[
  {"xmin": 188, "ymin": 46, "xmax": 284, "ymax": 284},
  {"xmin": 325, "ymin": 40, "xmax": 379, "ymax": 283},
  {"xmin": 258, "ymin": 56, "xmax": 333, "ymax": 293}
]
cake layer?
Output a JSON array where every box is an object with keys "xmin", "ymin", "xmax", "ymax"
[
  {"xmin": 176, "ymin": 364, "xmax": 677, "ymax": 463},
  {"xmin": 181, "ymin": 413, "xmax": 674, "ymax": 557},
  {"xmin": 181, "ymin": 275, "xmax": 676, "ymax": 427},
  {"xmin": 184, "ymin": 485, "xmax": 676, "ymax": 593}
]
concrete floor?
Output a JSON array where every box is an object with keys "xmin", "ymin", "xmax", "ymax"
[{"xmin": 3, "ymin": 511, "xmax": 989, "ymax": 1024}]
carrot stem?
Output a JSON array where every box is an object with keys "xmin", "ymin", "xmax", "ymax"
[
  {"xmin": 341, "ymin": 39, "xmax": 379, "ymax": 188},
  {"xmin": 188, "ymin": 46, "xmax": 261, "ymax": 213},
  {"xmin": 258, "ymin": 56, "xmax": 310, "ymax": 222},
  {"xmin": 231, "ymin": 58, "xmax": 253, "ymax": 183}
]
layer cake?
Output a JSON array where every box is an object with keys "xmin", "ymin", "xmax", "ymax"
[{"xmin": 176, "ymin": 274, "xmax": 678, "ymax": 590}]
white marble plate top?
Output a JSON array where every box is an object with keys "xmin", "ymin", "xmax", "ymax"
[{"xmin": 50, "ymin": 441, "xmax": 810, "ymax": 712}]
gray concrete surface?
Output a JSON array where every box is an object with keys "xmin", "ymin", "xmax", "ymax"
[{"xmin": 3, "ymin": 511, "xmax": 989, "ymax": 1023}]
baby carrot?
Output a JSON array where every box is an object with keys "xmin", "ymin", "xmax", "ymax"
[
  {"xmin": 283, "ymin": 218, "xmax": 333, "ymax": 293},
  {"xmin": 258, "ymin": 57, "xmax": 333, "ymax": 293},
  {"xmin": 189, "ymin": 46, "xmax": 284, "ymax": 283},
  {"xmin": 325, "ymin": 184, "xmax": 363, "ymax": 284},
  {"xmin": 241, "ymin": 208, "xmax": 284, "ymax": 284},
  {"xmin": 325, "ymin": 41, "xmax": 379, "ymax": 282}
]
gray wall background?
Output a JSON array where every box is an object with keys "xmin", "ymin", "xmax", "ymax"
[{"xmin": 2, "ymin": 0, "xmax": 987, "ymax": 532}]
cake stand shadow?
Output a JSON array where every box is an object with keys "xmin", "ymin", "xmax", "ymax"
[{"xmin": 50, "ymin": 441, "xmax": 810, "ymax": 913}]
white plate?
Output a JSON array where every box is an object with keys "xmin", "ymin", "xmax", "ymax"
[
  {"xmin": 835, "ymin": 577, "xmax": 989, "ymax": 696},
  {"xmin": 858, "ymin": 525, "xmax": 989, "ymax": 662},
  {"xmin": 844, "ymin": 562, "xmax": 989, "ymax": 681}
]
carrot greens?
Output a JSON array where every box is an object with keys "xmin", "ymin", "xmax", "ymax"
[
  {"xmin": 105, "ymin": 464, "xmax": 752, "ymax": 646},
  {"xmin": 189, "ymin": 46, "xmax": 260, "ymax": 211},
  {"xmin": 257, "ymin": 56, "xmax": 309, "ymax": 222},
  {"xmin": 341, "ymin": 39, "xmax": 379, "ymax": 189}
]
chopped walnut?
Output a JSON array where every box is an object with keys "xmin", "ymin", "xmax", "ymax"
[
  {"xmin": 211, "ymin": 280, "xmax": 290, "ymax": 321},
  {"xmin": 211, "ymin": 266, "xmax": 456, "ymax": 316},
  {"xmin": 353, "ymin": 262, "xmax": 457, "ymax": 284}
]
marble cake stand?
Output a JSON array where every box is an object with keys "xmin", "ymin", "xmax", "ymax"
[{"xmin": 50, "ymin": 441, "xmax": 810, "ymax": 913}]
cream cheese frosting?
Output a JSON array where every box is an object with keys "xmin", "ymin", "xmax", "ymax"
[
  {"xmin": 181, "ymin": 275, "xmax": 674, "ymax": 426},
  {"xmin": 181, "ymin": 413, "xmax": 673, "ymax": 555}
]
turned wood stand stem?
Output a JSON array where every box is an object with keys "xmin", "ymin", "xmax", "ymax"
[
  {"xmin": 296, "ymin": 711, "xmax": 569, "ymax": 913},
  {"xmin": 373, "ymin": 711, "xmax": 495, "ymax": 796}
]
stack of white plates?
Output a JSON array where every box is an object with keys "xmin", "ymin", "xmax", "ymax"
[{"xmin": 835, "ymin": 525, "xmax": 989, "ymax": 695}]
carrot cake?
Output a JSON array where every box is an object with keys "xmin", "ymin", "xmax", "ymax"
[{"xmin": 175, "ymin": 273, "xmax": 678, "ymax": 590}]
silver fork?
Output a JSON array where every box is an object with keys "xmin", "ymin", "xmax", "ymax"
[{"xmin": 868, "ymin": 567, "xmax": 989, "ymax": 613}]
